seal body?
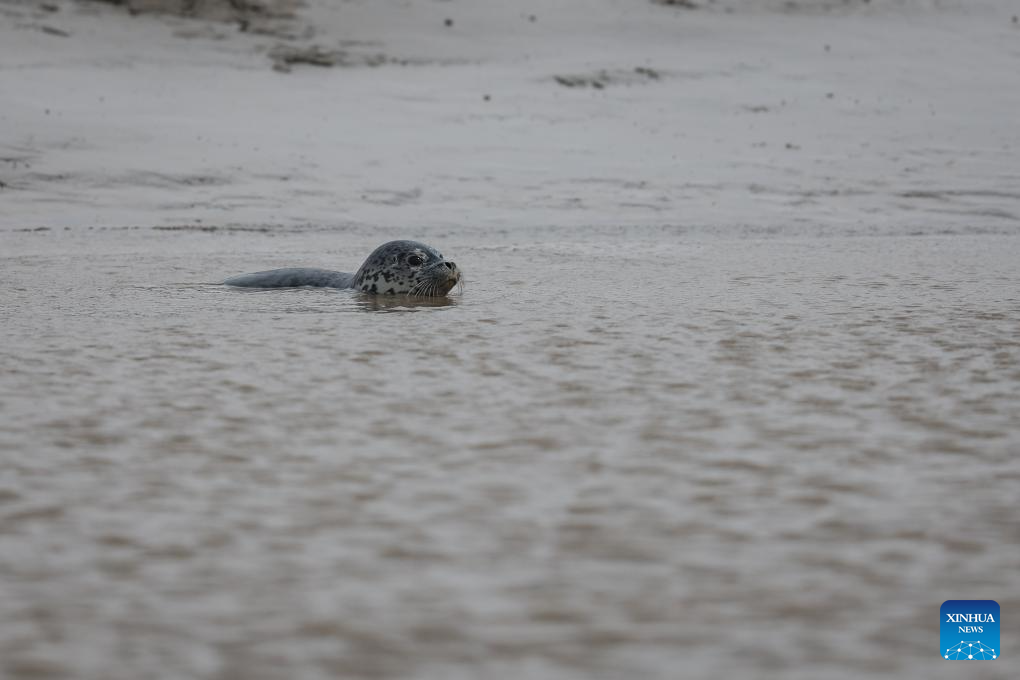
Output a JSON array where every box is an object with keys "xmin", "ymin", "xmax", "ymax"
[{"xmin": 223, "ymin": 240, "xmax": 460, "ymax": 297}]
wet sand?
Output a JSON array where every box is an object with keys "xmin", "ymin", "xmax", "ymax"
[{"xmin": 2, "ymin": 1, "xmax": 1019, "ymax": 679}]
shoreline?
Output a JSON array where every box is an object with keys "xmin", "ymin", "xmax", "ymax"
[{"xmin": 2, "ymin": 0, "xmax": 1018, "ymax": 232}]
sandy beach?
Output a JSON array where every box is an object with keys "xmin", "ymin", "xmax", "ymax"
[
  {"xmin": 3, "ymin": 0, "xmax": 1019, "ymax": 232},
  {"xmin": 2, "ymin": 1, "xmax": 1019, "ymax": 678}
]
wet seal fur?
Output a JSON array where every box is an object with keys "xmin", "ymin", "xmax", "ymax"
[{"xmin": 224, "ymin": 240, "xmax": 461, "ymax": 296}]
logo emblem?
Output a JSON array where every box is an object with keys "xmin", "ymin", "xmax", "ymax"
[{"xmin": 941, "ymin": 600, "xmax": 999, "ymax": 660}]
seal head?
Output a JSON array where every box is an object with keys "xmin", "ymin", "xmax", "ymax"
[{"xmin": 351, "ymin": 240, "xmax": 461, "ymax": 296}]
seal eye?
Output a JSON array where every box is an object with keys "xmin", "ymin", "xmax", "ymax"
[{"xmin": 407, "ymin": 255, "xmax": 424, "ymax": 266}]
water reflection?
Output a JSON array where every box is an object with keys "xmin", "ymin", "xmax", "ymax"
[
  {"xmin": 216, "ymin": 284, "xmax": 461, "ymax": 313},
  {"xmin": 350, "ymin": 292, "xmax": 462, "ymax": 312}
]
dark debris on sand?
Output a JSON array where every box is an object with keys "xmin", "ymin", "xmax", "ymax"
[
  {"xmin": 553, "ymin": 67, "xmax": 662, "ymax": 89},
  {"xmin": 268, "ymin": 44, "xmax": 396, "ymax": 72},
  {"xmin": 89, "ymin": 0, "xmax": 300, "ymax": 21}
]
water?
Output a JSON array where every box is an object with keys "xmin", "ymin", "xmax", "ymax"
[{"xmin": 1, "ymin": 225, "xmax": 1018, "ymax": 679}]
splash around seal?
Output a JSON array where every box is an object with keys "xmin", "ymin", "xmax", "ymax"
[{"xmin": 223, "ymin": 240, "xmax": 461, "ymax": 297}]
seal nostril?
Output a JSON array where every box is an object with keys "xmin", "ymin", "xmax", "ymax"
[{"xmin": 444, "ymin": 261, "xmax": 456, "ymax": 271}]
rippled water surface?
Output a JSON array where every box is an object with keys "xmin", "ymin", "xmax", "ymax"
[{"xmin": 1, "ymin": 226, "xmax": 1018, "ymax": 679}]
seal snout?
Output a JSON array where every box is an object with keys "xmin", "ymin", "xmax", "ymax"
[{"xmin": 441, "ymin": 260, "xmax": 460, "ymax": 282}]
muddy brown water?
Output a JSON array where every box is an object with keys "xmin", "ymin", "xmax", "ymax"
[{"xmin": 1, "ymin": 225, "xmax": 1018, "ymax": 679}]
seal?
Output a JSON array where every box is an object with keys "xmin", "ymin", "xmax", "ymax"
[{"xmin": 224, "ymin": 240, "xmax": 461, "ymax": 296}]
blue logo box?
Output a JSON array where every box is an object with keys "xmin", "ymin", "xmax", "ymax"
[{"xmin": 941, "ymin": 600, "xmax": 999, "ymax": 660}]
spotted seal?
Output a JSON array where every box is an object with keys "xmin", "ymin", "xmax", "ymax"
[{"xmin": 224, "ymin": 240, "xmax": 461, "ymax": 296}]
